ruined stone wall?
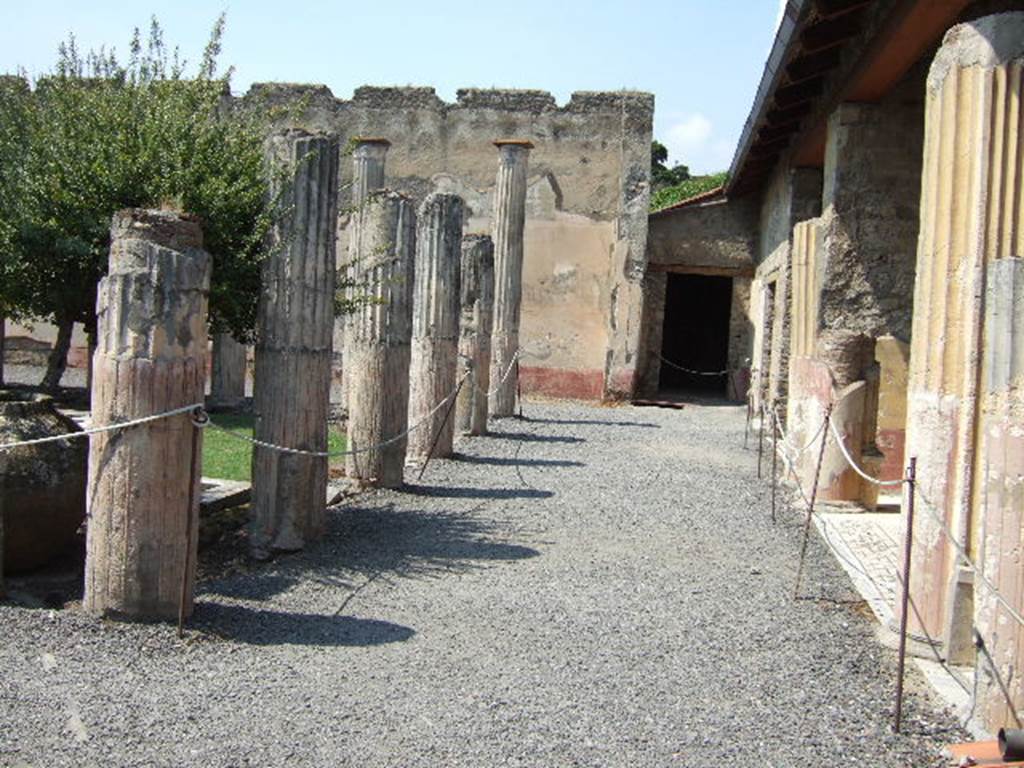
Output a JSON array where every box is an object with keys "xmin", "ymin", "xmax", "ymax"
[
  {"xmin": 244, "ymin": 84, "xmax": 653, "ymax": 401},
  {"xmin": 646, "ymin": 199, "xmax": 759, "ymax": 270},
  {"xmin": 817, "ymin": 62, "xmax": 927, "ymax": 342},
  {"xmin": 750, "ymin": 164, "xmax": 823, "ymax": 415},
  {"xmin": 638, "ymin": 197, "xmax": 758, "ymax": 397}
]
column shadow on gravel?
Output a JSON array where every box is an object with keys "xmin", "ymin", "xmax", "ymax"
[
  {"xmin": 198, "ymin": 504, "xmax": 540, "ymax": 613},
  {"xmin": 191, "ymin": 603, "xmax": 415, "ymax": 646},
  {"xmin": 453, "ymin": 453, "xmax": 584, "ymax": 469},
  {"xmin": 490, "ymin": 431, "xmax": 585, "ymax": 444},
  {"xmin": 201, "ymin": 574, "xmax": 300, "ymax": 601},
  {"xmin": 403, "ymin": 484, "xmax": 554, "ymax": 500},
  {"xmin": 521, "ymin": 417, "xmax": 660, "ymax": 429},
  {"xmin": 326, "ymin": 504, "xmax": 541, "ymax": 581}
]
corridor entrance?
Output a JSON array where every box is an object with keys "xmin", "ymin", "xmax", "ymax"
[{"xmin": 658, "ymin": 273, "xmax": 732, "ymax": 395}]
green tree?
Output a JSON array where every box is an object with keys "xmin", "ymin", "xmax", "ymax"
[
  {"xmin": 651, "ymin": 139, "xmax": 690, "ymax": 191},
  {"xmin": 0, "ymin": 75, "xmax": 33, "ymax": 386},
  {"xmin": 0, "ymin": 16, "xmax": 274, "ymax": 389}
]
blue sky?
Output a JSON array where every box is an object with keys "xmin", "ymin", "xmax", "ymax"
[{"xmin": 0, "ymin": 1, "xmax": 784, "ymax": 175}]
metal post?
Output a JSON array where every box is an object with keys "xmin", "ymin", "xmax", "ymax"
[
  {"xmin": 515, "ymin": 359, "xmax": 523, "ymax": 419},
  {"xmin": 794, "ymin": 403, "xmax": 833, "ymax": 599},
  {"xmin": 417, "ymin": 377, "xmax": 467, "ymax": 483},
  {"xmin": 893, "ymin": 456, "xmax": 916, "ymax": 733},
  {"xmin": 744, "ymin": 389, "xmax": 752, "ymax": 449},
  {"xmin": 757, "ymin": 403, "xmax": 765, "ymax": 478},
  {"xmin": 771, "ymin": 402, "xmax": 778, "ymax": 524},
  {"xmin": 178, "ymin": 418, "xmax": 202, "ymax": 639}
]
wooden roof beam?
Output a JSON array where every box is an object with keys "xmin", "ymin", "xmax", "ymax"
[
  {"xmin": 813, "ymin": 0, "xmax": 872, "ymax": 20},
  {"xmin": 766, "ymin": 102, "xmax": 813, "ymax": 126},
  {"xmin": 800, "ymin": 14, "xmax": 864, "ymax": 53},
  {"xmin": 786, "ymin": 47, "xmax": 843, "ymax": 83},
  {"xmin": 774, "ymin": 77, "xmax": 825, "ymax": 109},
  {"xmin": 757, "ymin": 122, "xmax": 801, "ymax": 143}
]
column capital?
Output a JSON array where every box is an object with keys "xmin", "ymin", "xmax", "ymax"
[
  {"xmin": 493, "ymin": 138, "xmax": 534, "ymax": 150},
  {"xmin": 929, "ymin": 12, "xmax": 1024, "ymax": 92},
  {"xmin": 352, "ymin": 136, "xmax": 392, "ymax": 148}
]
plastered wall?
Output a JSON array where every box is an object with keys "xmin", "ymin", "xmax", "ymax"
[{"xmin": 245, "ymin": 85, "xmax": 653, "ymax": 401}]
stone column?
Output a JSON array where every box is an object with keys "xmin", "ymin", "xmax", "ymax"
[
  {"xmin": 455, "ymin": 235, "xmax": 495, "ymax": 436},
  {"xmin": 83, "ymin": 209, "xmax": 211, "ymax": 620},
  {"xmin": 489, "ymin": 139, "xmax": 532, "ymax": 417},
  {"xmin": 209, "ymin": 332, "xmax": 246, "ymax": 409},
  {"xmin": 345, "ymin": 190, "xmax": 416, "ymax": 487},
  {"xmin": 351, "ymin": 138, "xmax": 390, "ymax": 209},
  {"xmin": 904, "ymin": 13, "xmax": 1024, "ymax": 730},
  {"xmin": 250, "ymin": 130, "xmax": 338, "ymax": 559},
  {"xmin": 406, "ymin": 193, "xmax": 464, "ymax": 464},
  {"xmin": 337, "ymin": 137, "xmax": 391, "ymax": 411}
]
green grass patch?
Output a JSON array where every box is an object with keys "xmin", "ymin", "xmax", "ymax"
[{"xmin": 202, "ymin": 413, "xmax": 346, "ymax": 482}]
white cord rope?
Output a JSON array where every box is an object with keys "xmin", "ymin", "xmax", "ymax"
[
  {"xmin": 770, "ymin": 403, "xmax": 827, "ymax": 458},
  {"xmin": 476, "ymin": 350, "xmax": 522, "ymax": 399},
  {"xmin": 658, "ymin": 353, "xmax": 729, "ymax": 377},
  {"xmin": 912, "ymin": 486, "xmax": 1024, "ymax": 630},
  {"xmin": 770, "ymin": 401, "xmax": 1024, "ymax": 630},
  {"xmin": 827, "ymin": 417, "xmax": 905, "ymax": 487},
  {"xmin": 203, "ymin": 373, "xmax": 470, "ymax": 459},
  {"xmin": 0, "ymin": 402, "xmax": 204, "ymax": 452}
]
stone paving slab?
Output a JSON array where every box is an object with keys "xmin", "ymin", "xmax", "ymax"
[{"xmin": 814, "ymin": 509, "xmax": 978, "ymax": 734}]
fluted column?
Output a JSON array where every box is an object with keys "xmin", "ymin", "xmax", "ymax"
[
  {"xmin": 489, "ymin": 139, "xmax": 532, "ymax": 417},
  {"xmin": 455, "ymin": 235, "xmax": 495, "ymax": 437},
  {"xmin": 84, "ymin": 209, "xmax": 211, "ymax": 620},
  {"xmin": 905, "ymin": 12, "xmax": 1024, "ymax": 730},
  {"xmin": 338, "ymin": 138, "xmax": 391, "ymax": 411},
  {"xmin": 406, "ymin": 193, "xmax": 464, "ymax": 464},
  {"xmin": 351, "ymin": 138, "xmax": 390, "ymax": 209},
  {"xmin": 250, "ymin": 130, "xmax": 338, "ymax": 559},
  {"xmin": 209, "ymin": 332, "xmax": 246, "ymax": 409},
  {"xmin": 344, "ymin": 190, "xmax": 417, "ymax": 488}
]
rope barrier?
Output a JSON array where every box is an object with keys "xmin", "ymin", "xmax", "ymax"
[
  {"xmin": 475, "ymin": 350, "xmax": 522, "ymax": 399},
  {"xmin": 0, "ymin": 402, "xmax": 205, "ymax": 452},
  {"xmin": 658, "ymin": 353, "xmax": 729, "ymax": 377},
  {"xmin": 203, "ymin": 371, "xmax": 471, "ymax": 459},
  {"xmin": 827, "ymin": 417, "xmax": 904, "ymax": 487},
  {"xmin": 911, "ymin": 485, "xmax": 1024, "ymax": 631},
  {"xmin": 764, "ymin": 390, "xmax": 1024, "ymax": 726},
  {"xmin": 771, "ymin": 403, "xmax": 827, "ymax": 458}
]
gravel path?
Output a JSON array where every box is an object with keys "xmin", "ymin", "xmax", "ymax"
[
  {"xmin": 3, "ymin": 363, "xmax": 87, "ymax": 390},
  {"xmin": 1, "ymin": 399, "xmax": 965, "ymax": 766}
]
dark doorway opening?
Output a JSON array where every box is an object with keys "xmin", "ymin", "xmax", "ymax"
[{"xmin": 659, "ymin": 273, "xmax": 732, "ymax": 394}]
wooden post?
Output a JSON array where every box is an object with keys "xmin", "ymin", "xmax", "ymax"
[
  {"xmin": 455, "ymin": 235, "xmax": 495, "ymax": 437},
  {"xmin": 209, "ymin": 332, "xmax": 247, "ymax": 409},
  {"xmin": 250, "ymin": 130, "xmax": 339, "ymax": 559},
  {"xmin": 406, "ymin": 193, "xmax": 465, "ymax": 465},
  {"xmin": 344, "ymin": 190, "xmax": 417, "ymax": 488},
  {"xmin": 489, "ymin": 139, "xmax": 532, "ymax": 418},
  {"xmin": 83, "ymin": 209, "xmax": 211, "ymax": 620}
]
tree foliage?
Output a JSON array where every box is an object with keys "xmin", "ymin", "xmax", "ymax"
[
  {"xmin": 0, "ymin": 16, "xmax": 273, "ymax": 342},
  {"xmin": 651, "ymin": 139, "xmax": 690, "ymax": 191}
]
